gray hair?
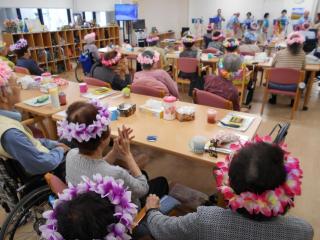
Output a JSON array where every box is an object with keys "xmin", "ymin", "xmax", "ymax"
[{"xmin": 222, "ymin": 54, "xmax": 243, "ymax": 72}]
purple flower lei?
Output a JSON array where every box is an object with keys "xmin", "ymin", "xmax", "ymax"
[
  {"xmin": 10, "ymin": 38, "xmax": 28, "ymax": 51},
  {"xmin": 39, "ymin": 174, "xmax": 138, "ymax": 240},
  {"xmin": 57, "ymin": 100, "xmax": 111, "ymax": 143}
]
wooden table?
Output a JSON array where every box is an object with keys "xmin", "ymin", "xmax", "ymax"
[
  {"xmin": 15, "ymin": 80, "xmax": 92, "ymax": 139},
  {"xmin": 52, "ymin": 93, "xmax": 262, "ymax": 165}
]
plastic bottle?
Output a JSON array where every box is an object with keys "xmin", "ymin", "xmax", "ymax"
[{"xmin": 49, "ymin": 87, "xmax": 60, "ymax": 108}]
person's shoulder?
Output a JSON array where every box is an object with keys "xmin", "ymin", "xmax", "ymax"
[
  {"xmin": 196, "ymin": 206, "xmax": 232, "ymax": 222},
  {"xmin": 66, "ymin": 148, "xmax": 80, "ymax": 161},
  {"xmin": 282, "ymin": 215, "xmax": 314, "ymax": 237}
]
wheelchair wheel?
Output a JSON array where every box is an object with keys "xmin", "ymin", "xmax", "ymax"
[{"xmin": 0, "ymin": 185, "xmax": 52, "ymax": 240}]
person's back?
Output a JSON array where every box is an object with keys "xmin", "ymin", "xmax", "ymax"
[
  {"xmin": 179, "ymin": 49, "xmax": 198, "ymax": 58},
  {"xmin": 132, "ymin": 76, "xmax": 169, "ymax": 95},
  {"xmin": 273, "ymin": 48, "xmax": 305, "ymax": 69},
  {"xmin": 239, "ymin": 43, "xmax": 261, "ymax": 54}
]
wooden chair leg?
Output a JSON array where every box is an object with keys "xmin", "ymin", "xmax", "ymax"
[
  {"xmin": 291, "ymin": 92, "xmax": 301, "ymax": 119},
  {"xmin": 260, "ymin": 89, "xmax": 269, "ymax": 115}
]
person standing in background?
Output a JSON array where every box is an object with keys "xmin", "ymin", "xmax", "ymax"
[
  {"xmin": 262, "ymin": 13, "xmax": 270, "ymax": 41},
  {"xmin": 243, "ymin": 12, "xmax": 254, "ymax": 31},
  {"xmin": 214, "ymin": 9, "xmax": 225, "ymax": 30},
  {"xmin": 227, "ymin": 13, "xmax": 241, "ymax": 37},
  {"xmin": 297, "ymin": 10, "xmax": 311, "ymax": 27},
  {"xmin": 279, "ymin": 9, "xmax": 289, "ymax": 36}
]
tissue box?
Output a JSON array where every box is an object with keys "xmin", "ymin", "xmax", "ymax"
[{"xmin": 139, "ymin": 105, "xmax": 164, "ymax": 119}]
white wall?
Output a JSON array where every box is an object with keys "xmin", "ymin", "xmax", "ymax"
[
  {"xmin": 189, "ymin": 0, "xmax": 318, "ymax": 30},
  {"xmin": 138, "ymin": 0, "xmax": 189, "ymax": 35},
  {"xmin": 73, "ymin": 0, "xmax": 134, "ymax": 12},
  {"xmin": 0, "ymin": 0, "xmax": 73, "ymax": 8}
]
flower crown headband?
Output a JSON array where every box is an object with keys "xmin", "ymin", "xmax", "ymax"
[
  {"xmin": 0, "ymin": 60, "xmax": 13, "ymax": 87},
  {"xmin": 101, "ymin": 51, "xmax": 122, "ymax": 67},
  {"xmin": 214, "ymin": 135, "xmax": 303, "ymax": 217},
  {"xmin": 182, "ymin": 35, "xmax": 195, "ymax": 43},
  {"xmin": 223, "ymin": 38, "xmax": 239, "ymax": 48},
  {"xmin": 40, "ymin": 174, "xmax": 138, "ymax": 240},
  {"xmin": 57, "ymin": 100, "xmax": 110, "ymax": 142},
  {"xmin": 146, "ymin": 36, "xmax": 160, "ymax": 43},
  {"xmin": 137, "ymin": 51, "xmax": 160, "ymax": 65},
  {"xmin": 10, "ymin": 38, "xmax": 28, "ymax": 52},
  {"xmin": 287, "ymin": 32, "xmax": 305, "ymax": 45},
  {"xmin": 212, "ymin": 31, "xmax": 225, "ymax": 41}
]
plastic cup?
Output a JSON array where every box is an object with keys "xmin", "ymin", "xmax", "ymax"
[{"xmin": 207, "ymin": 108, "xmax": 217, "ymax": 124}]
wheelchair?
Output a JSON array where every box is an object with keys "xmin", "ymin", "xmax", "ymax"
[{"xmin": 0, "ymin": 158, "xmax": 53, "ymax": 240}]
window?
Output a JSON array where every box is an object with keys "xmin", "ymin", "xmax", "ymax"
[
  {"xmin": 84, "ymin": 11, "xmax": 93, "ymax": 22},
  {"xmin": 96, "ymin": 12, "xmax": 107, "ymax": 26},
  {"xmin": 42, "ymin": 8, "xmax": 69, "ymax": 31},
  {"xmin": 20, "ymin": 8, "xmax": 38, "ymax": 20}
]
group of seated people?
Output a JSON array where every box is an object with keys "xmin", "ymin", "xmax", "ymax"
[
  {"xmin": 0, "ymin": 52, "xmax": 314, "ymax": 239},
  {"xmin": 5, "ymin": 25, "xmax": 309, "ymax": 112}
]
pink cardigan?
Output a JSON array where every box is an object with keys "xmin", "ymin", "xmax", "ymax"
[{"xmin": 134, "ymin": 70, "xmax": 180, "ymax": 98}]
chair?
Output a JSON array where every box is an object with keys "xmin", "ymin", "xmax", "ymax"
[
  {"xmin": 131, "ymin": 84, "xmax": 166, "ymax": 98},
  {"xmin": 260, "ymin": 68, "xmax": 305, "ymax": 119},
  {"xmin": 174, "ymin": 57, "xmax": 200, "ymax": 93},
  {"xmin": 236, "ymin": 68, "xmax": 253, "ymax": 106},
  {"xmin": 14, "ymin": 66, "xmax": 30, "ymax": 75},
  {"xmin": 84, "ymin": 77, "xmax": 112, "ymax": 88},
  {"xmin": 22, "ymin": 116, "xmax": 49, "ymax": 139},
  {"xmin": 239, "ymin": 51, "xmax": 255, "ymax": 56},
  {"xmin": 193, "ymin": 88, "xmax": 233, "ymax": 110},
  {"xmin": 202, "ymin": 48, "xmax": 219, "ymax": 54}
]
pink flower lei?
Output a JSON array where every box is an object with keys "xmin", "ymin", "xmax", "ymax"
[
  {"xmin": 101, "ymin": 51, "xmax": 122, "ymax": 67},
  {"xmin": 39, "ymin": 174, "xmax": 138, "ymax": 240},
  {"xmin": 287, "ymin": 32, "xmax": 305, "ymax": 45},
  {"xmin": 0, "ymin": 60, "xmax": 13, "ymax": 87},
  {"xmin": 214, "ymin": 135, "xmax": 303, "ymax": 217},
  {"xmin": 10, "ymin": 38, "xmax": 28, "ymax": 51},
  {"xmin": 57, "ymin": 100, "xmax": 110, "ymax": 142},
  {"xmin": 146, "ymin": 36, "xmax": 159, "ymax": 43},
  {"xmin": 137, "ymin": 51, "xmax": 160, "ymax": 65}
]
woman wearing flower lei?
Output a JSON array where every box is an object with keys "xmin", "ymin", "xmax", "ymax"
[
  {"xmin": 133, "ymin": 50, "xmax": 179, "ymax": 98},
  {"xmin": 143, "ymin": 136, "xmax": 313, "ymax": 240},
  {"xmin": 60, "ymin": 100, "xmax": 168, "ymax": 209},
  {"xmin": 40, "ymin": 173, "xmax": 138, "ymax": 239},
  {"xmin": 0, "ymin": 59, "xmax": 22, "ymax": 121},
  {"xmin": 90, "ymin": 50, "xmax": 132, "ymax": 91},
  {"xmin": 10, "ymin": 38, "xmax": 44, "ymax": 76}
]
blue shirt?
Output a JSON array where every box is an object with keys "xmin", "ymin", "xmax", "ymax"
[
  {"xmin": 263, "ymin": 19, "xmax": 270, "ymax": 29},
  {"xmin": 227, "ymin": 16, "xmax": 239, "ymax": 30},
  {"xmin": 0, "ymin": 110, "xmax": 22, "ymax": 121},
  {"xmin": 297, "ymin": 16, "xmax": 311, "ymax": 26},
  {"xmin": 1, "ymin": 128, "xmax": 64, "ymax": 175},
  {"xmin": 16, "ymin": 57, "xmax": 44, "ymax": 76}
]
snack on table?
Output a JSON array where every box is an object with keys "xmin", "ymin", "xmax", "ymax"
[
  {"xmin": 118, "ymin": 103, "xmax": 136, "ymax": 117},
  {"xmin": 212, "ymin": 131, "xmax": 240, "ymax": 146},
  {"xmin": 176, "ymin": 106, "xmax": 195, "ymax": 122},
  {"xmin": 228, "ymin": 116, "xmax": 244, "ymax": 127},
  {"xmin": 52, "ymin": 77, "xmax": 69, "ymax": 86}
]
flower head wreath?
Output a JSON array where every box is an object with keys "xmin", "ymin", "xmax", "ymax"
[
  {"xmin": 146, "ymin": 36, "xmax": 160, "ymax": 43},
  {"xmin": 57, "ymin": 99, "xmax": 110, "ymax": 142},
  {"xmin": 0, "ymin": 60, "xmax": 13, "ymax": 87},
  {"xmin": 214, "ymin": 135, "xmax": 303, "ymax": 217},
  {"xmin": 40, "ymin": 174, "xmax": 138, "ymax": 240},
  {"xmin": 212, "ymin": 31, "xmax": 225, "ymax": 41},
  {"xmin": 223, "ymin": 38, "xmax": 240, "ymax": 49},
  {"xmin": 101, "ymin": 51, "xmax": 122, "ymax": 67},
  {"xmin": 137, "ymin": 50, "xmax": 160, "ymax": 65},
  {"xmin": 182, "ymin": 35, "xmax": 195, "ymax": 43},
  {"xmin": 10, "ymin": 38, "xmax": 28, "ymax": 52},
  {"xmin": 287, "ymin": 32, "xmax": 305, "ymax": 46}
]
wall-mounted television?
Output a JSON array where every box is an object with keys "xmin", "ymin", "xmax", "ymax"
[{"xmin": 115, "ymin": 4, "xmax": 138, "ymax": 21}]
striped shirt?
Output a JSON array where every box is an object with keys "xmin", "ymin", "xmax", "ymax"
[{"xmin": 272, "ymin": 49, "xmax": 306, "ymax": 70}]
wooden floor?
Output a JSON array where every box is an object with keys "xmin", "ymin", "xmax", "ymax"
[{"xmin": 1, "ymin": 70, "xmax": 319, "ymax": 239}]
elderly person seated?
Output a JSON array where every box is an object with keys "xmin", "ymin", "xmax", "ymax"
[
  {"xmin": 223, "ymin": 38, "xmax": 240, "ymax": 54},
  {"xmin": 134, "ymin": 50, "xmax": 179, "ymax": 98},
  {"xmin": 144, "ymin": 137, "xmax": 314, "ymax": 240},
  {"xmin": 0, "ymin": 60, "xmax": 69, "ymax": 178},
  {"xmin": 83, "ymin": 32, "xmax": 100, "ymax": 62},
  {"xmin": 239, "ymin": 31, "xmax": 261, "ymax": 54},
  {"xmin": 204, "ymin": 54, "xmax": 242, "ymax": 111},
  {"xmin": 208, "ymin": 30, "xmax": 225, "ymax": 52}
]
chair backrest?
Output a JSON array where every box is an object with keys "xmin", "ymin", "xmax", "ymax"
[
  {"xmin": 193, "ymin": 88, "xmax": 233, "ymax": 110},
  {"xmin": 84, "ymin": 77, "xmax": 112, "ymax": 88},
  {"xmin": 240, "ymin": 51, "xmax": 255, "ymax": 56},
  {"xmin": 14, "ymin": 66, "xmax": 30, "ymax": 75},
  {"xmin": 131, "ymin": 83, "xmax": 166, "ymax": 98},
  {"xmin": 177, "ymin": 57, "xmax": 199, "ymax": 73},
  {"xmin": 44, "ymin": 173, "xmax": 67, "ymax": 195},
  {"xmin": 266, "ymin": 68, "xmax": 302, "ymax": 85},
  {"xmin": 202, "ymin": 48, "xmax": 219, "ymax": 54}
]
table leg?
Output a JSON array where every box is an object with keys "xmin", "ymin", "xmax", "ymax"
[{"xmin": 303, "ymin": 71, "xmax": 315, "ymax": 111}]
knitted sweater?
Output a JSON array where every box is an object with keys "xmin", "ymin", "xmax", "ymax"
[
  {"xmin": 66, "ymin": 149, "xmax": 149, "ymax": 206},
  {"xmin": 147, "ymin": 206, "xmax": 314, "ymax": 240}
]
